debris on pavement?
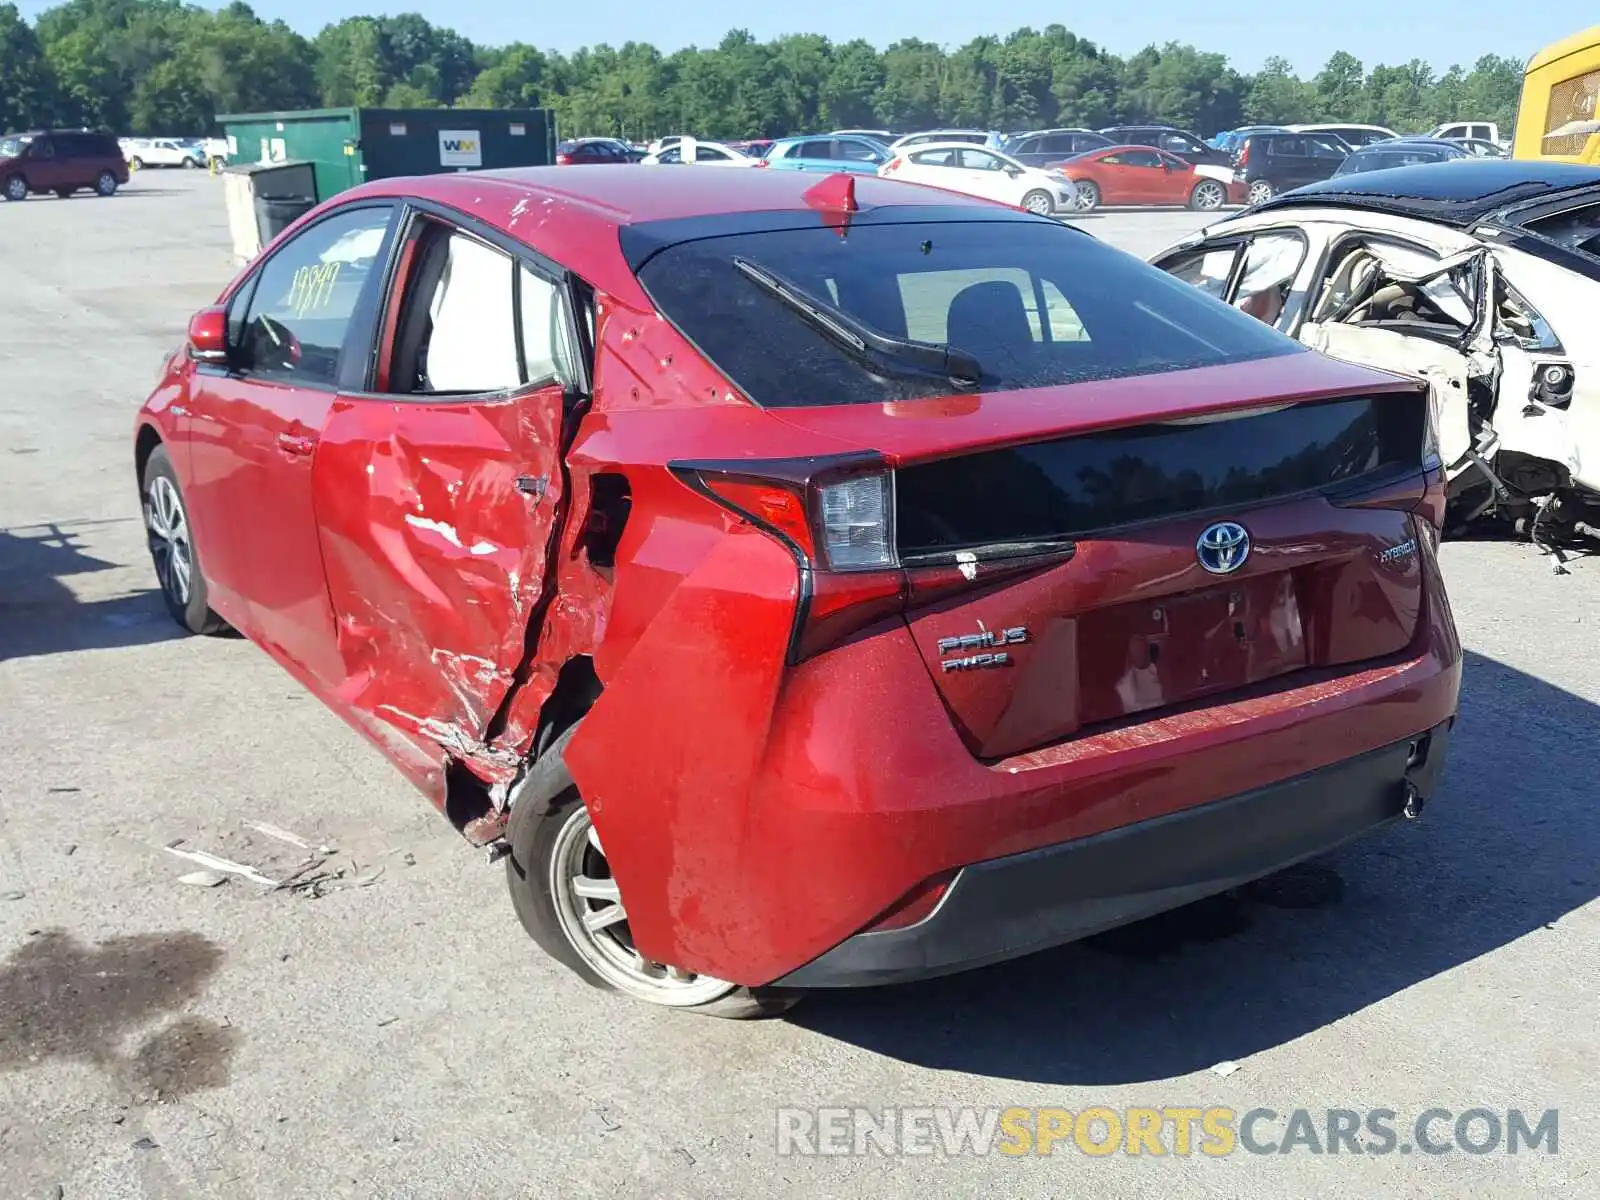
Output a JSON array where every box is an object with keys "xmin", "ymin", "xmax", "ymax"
[
  {"xmin": 245, "ymin": 821, "xmax": 321, "ymax": 851},
  {"xmin": 47, "ymin": 786, "xmax": 80, "ymax": 794},
  {"xmin": 2, "ymin": 890, "xmax": 24, "ymax": 901},
  {"xmin": 64, "ymin": 844, "xmax": 77, "ymax": 856},
  {"xmin": 178, "ymin": 871, "xmax": 228, "ymax": 888},
  {"xmin": 131, "ymin": 1136, "xmax": 159, "ymax": 1151},
  {"xmin": 163, "ymin": 844, "xmax": 279, "ymax": 887},
  {"xmin": 353, "ymin": 865, "xmax": 385, "ymax": 887},
  {"xmin": 376, "ymin": 1016, "xmax": 399, "ymax": 1027},
  {"xmin": 1210, "ymin": 1060, "xmax": 1241, "ymax": 1078},
  {"xmin": 583, "ymin": 1109, "xmax": 621, "ymax": 1134}
]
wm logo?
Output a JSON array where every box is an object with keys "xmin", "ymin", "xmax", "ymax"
[{"xmin": 443, "ymin": 139, "xmax": 477, "ymax": 152}]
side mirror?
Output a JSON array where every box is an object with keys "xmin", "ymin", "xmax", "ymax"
[
  {"xmin": 1005, "ymin": 165, "xmax": 1022, "ymax": 177},
  {"xmin": 187, "ymin": 306, "xmax": 228, "ymax": 364}
]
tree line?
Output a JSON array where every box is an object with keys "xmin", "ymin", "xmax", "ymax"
[{"xmin": 0, "ymin": 0, "xmax": 1525, "ymax": 141}]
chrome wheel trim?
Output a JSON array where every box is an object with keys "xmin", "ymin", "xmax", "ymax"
[
  {"xmin": 1247, "ymin": 180, "xmax": 1273, "ymax": 204},
  {"xmin": 145, "ymin": 475, "xmax": 193, "ymax": 606},
  {"xmin": 548, "ymin": 804, "xmax": 737, "ymax": 1007},
  {"xmin": 1194, "ymin": 180, "xmax": 1225, "ymax": 209},
  {"xmin": 1073, "ymin": 185, "xmax": 1097, "ymax": 210},
  {"xmin": 6, "ymin": 176, "xmax": 27, "ymax": 201},
  {"xmin": 97, "ymin": 172, "xmax": 116, "ymax": 195}
]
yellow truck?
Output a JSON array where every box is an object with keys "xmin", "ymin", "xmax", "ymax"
[{"xmin": 1515, "ymin": 27, "xmax": 1600, "ymax": 163}]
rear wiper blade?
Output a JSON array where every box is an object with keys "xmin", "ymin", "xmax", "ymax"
[{"xmin": 732, "ymin": 256, "xmax": 982, "ymax": 387}]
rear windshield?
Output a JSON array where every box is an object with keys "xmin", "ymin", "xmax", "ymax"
[{"xmin": 633, "ymin": 219, "xmax": 1303, "ymax": 407}]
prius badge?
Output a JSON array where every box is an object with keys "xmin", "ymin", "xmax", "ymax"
[
  {"xmin": 1196, "ymin": 521, "xmax": 1251, "ymax": 575},
  {"xmin": 938, "ymin": 626, "xmax": 1027, "ymax": 672}
]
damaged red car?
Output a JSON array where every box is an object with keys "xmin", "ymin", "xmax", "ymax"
[{"xmin": 134, "ymin": 166, "xmax": 1461, "ymax": 1016}]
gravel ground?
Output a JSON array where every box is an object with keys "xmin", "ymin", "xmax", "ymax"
[{"xmin": 1, "ymin": 172, "xmax": 1595, "ymax": 1199}]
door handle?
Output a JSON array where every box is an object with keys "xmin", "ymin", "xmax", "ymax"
[
  {"xmin": 515, "ymin": 474, "xmax": 548, "ymax": 499},
  {"xmin": 277, "ymin": 431, "xmax": 316, "ymax": 457}
]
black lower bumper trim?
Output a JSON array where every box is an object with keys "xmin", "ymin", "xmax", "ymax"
[{"xmin": 776, "ymin": 720, "xmax": 1453, "ymax": 988}]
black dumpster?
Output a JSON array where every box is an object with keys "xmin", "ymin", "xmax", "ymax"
[{"xmin": 254, "ymin": 194, "xmax": 316, "ymax": 241}]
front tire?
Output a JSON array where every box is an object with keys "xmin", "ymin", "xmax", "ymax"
[
  {"xmin": 1073, "ymin": 180, "xmax": 1100, "ymax": 211},
  {"xmin": 4, "ymin": 174, "xmax": 27, "ymax": 202},
  {"xmin": 1190, "ymin": 179, "xmax": 1226, "ymax": 210},
  {"xmin": 96, "ymin": 171, "xmax": 118, "ymax": 196},
  {"xmin": 142, "ymin": 446, "xmax": 226, "ymax": 634},
  {"xmin": 182, "ymin": 156, "xmax": 199, "ymax": 169},
  {"xmin": 1021, "ymin": 188, "xmax": 1055, "ymax": 216},
  {"xmin": 1247, "ymin": 178, "xmax": 1275, "ymax": 204},
  {"xmin": 505, "ymin": 739, "xmax": 799, "ymax": 1019}
]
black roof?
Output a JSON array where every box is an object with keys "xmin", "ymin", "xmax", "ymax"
[
  {"xmin": 1382, "ymin": 137, "xmax": 1467, "ymax": 151},
  {"xmin": 1248, "ymin": 160, "xmax": 1600, "ymax": 227}
]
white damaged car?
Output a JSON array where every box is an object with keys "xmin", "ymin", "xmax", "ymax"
[{"xmin": 1152, "ymin": 161, "xmax": 1600, "ymax": 561}]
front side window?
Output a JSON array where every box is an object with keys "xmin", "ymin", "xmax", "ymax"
[
  {"xmin": 631, "ymin": 218, "xmax": 1301, "ymax": 408},
  {"xmin": 233, "ymin": 204, "xmax": 393, "ymax": 384},
  {"xmin": 1121, "ymin": 149, "xmax": 1164, "ymax": 168},
  {"xmin": 909, "ymin": 149, "xmax": 958, "ymax": 167},
  {"xmin": 797, "ymin": 141, "xmax": 834, "ymax": 159},
  {"xmin": 1161, "ymin": 244, "xmax": 1241, "ymax": 300},
  {"xmin": 835, "ymin": 139, "xmax": 881, "ymax": 162},
  {"xmin": 959, "ymin": 149, "xmax": 1008, "ymax": 171}
]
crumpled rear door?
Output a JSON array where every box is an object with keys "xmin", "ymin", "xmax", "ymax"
[{"xmin": 311, "ymin": 385, "xmax": 566, "ymax": 780}]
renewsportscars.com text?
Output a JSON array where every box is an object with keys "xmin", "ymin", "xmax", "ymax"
[{"xmin": 775, "ymin": 1106, "xmax": 1559, "ymax": 1158}]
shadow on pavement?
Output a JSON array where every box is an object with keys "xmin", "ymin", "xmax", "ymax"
[
  {"xmin": 0, "ymin": 521, "xmax": 185, "ymax": 660},
  {"xmin": 793, "ymin": 649, "xmax": 1596, "ymax": 1084}
]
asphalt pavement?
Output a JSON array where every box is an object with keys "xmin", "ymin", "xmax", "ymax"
[{"xmin": 1, "ymin": 172, "xmax": 1595, "ymax": 1199}]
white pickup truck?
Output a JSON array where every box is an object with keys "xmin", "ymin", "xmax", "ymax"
[
  {"xmin": 122, "ymin": 138, "xmax": 208, "ymax": 169},
  {"xmin": 1430, "ymin": 121, "xmax": 1511, "ymax": 149}
]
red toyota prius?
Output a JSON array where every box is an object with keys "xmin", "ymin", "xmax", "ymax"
[{"xmin": 134, "ymin": 166, "xmax": 1460, "ymax": 1016}]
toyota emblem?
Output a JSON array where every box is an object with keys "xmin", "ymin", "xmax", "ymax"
[{"xmin": 1196, "ymin": 521, "xmax": 1251, "ymax": 575}]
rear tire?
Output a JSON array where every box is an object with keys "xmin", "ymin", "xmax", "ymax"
[
  {"xmin": 1247, "ymin": 178, "xmax": 1275, "ymax": 204},
  {"xmin": 1189, "ymin": 179, "xmax": 1226, "ymax": 210},
  {"xmin": 4, "ymin": 174, "xmax": 27, "ymax": 202},
  {"xmin": 505, "ymin": 733, "xmax": 800, "ymax": 1019},
  {"xmin": 182, "ymin": 156, "xmax": 199, "ymax": 169},
  {"xmin": 1073, "ymin": 180, "xmax": 1100, "ymax": 212},
  {"xmin": 96, "ymin": 171, "xmax": 118, "ymax": 196},
  {"xmin": 1021, "ymin": 188, "xmax": 1055, "ymax": 216},
  {"xmin": 141, "ymin": 445, "xmax": 227, "ymax": 635}
]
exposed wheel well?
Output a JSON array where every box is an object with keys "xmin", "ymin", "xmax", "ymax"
[
  {"xmin": 135, "ymin": 423, "xmax": 163, "ymax": 482},
  {"xmin": 533, "ymin": 656, "xmax": 601, "ymax": 759}
]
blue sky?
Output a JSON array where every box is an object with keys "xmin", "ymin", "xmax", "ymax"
[{"xmin": 19, "ymin": 0, "xmax": 1584, "ymax": 76}]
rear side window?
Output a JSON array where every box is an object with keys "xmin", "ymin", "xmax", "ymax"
[
  {"xmin": 631, "ymin": 219, "xmax": 1302, "ymax": 408},
  {"xmin": 1520, "ymin": 202, "xmax": 1600, "ymax": 258},
  {"xmin": 797, "ymin": 140, "xmax": 834, "ymax": 159}
]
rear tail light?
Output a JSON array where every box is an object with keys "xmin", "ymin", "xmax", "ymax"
[
  {"xmin": 1236, "ymin": 142, "xmax": 1251, "ymax": 168},
  {"xmin": 883, "ymin": 157, "xmax": 902, "ymax": 173},
  {"xmin": 555, "ymin": 153, "xmax": 573, "ymax": 165},
  {"xmin": 679, "ymin": 458, "xmax": 1069, "ymax": 660}
]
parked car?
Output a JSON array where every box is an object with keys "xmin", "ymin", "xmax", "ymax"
[
  {"xmin": 1332, "ymin": 139, "xmax": 1469, "ymax": 176},
  {"xmin": 134, "ymin": 165, "xmax": 1460, "ymax": 1015},
  {"xmin": 762, "ymin": 134, "xmax": 889, "ymax": 173},
  {"xmin": 1097, "ymin": 124, "xmax": 1235, "ymax": 168},
  {"xmin": 1151, "ymin": 159, "xmax": 1600, "ymax": 544},
  {"xmin": 1431, "ymin": 121, "xmax": 1507, "ymax": 147},
  {"xmin": 1212, "ymin": 126, "xmax": 1289, "ymax": 154},
  {"xmin": 1445, "ymin": 137, "xmax": 1509, "ymax": 159},
  {"xmin": 830, "ymin": 128, "xmax": 893, "ymax": 141},
  {"xmin": 1, "ymin": 130, "xmax": 127, "ymax": 200},
  {"xmin": 1001, "ymin": 128, "xmax": 1114, "ymax": 166},
  {"xmin": 555, "ymin": 138, "xmax": 637, "ymax": 166},
  {"xmin": 878, "ymin": 142, "xmax": 1077, "ymax": 214},
  {"xmin": 642, "ymin": 138, "xmax": 760, "ymax": 167},
  {"xmin": 125, "ymin": 137, "xmax": 208, "ymax": 169},
  {"xmin": 200, "ymin": 137, "xmax": 231, "ymax": 167},
  {"xmin": 1057, "ymin": 144, "xmax": 1243, "ymax": 211},
  {"xmin": 1287, "ymin": 123, "xmax": 1399, "ymax": 148},
  {"xmin": 887, "ymin": 129, "xmax": 1004, "ymax": 152},
  {"xmin": 727, "ymin": 139, "xmax": 774, "ymax": 157},
  {"xmin": 646, "ymin": 135, "xmax": 686, "ymax": 156},
  {"xmin": 1233, "ymin": 130, "xmax": 1353, "ymax": 202}
]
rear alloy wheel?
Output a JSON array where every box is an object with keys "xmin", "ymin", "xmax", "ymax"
[
  {"xmin": 506, "ymin": 754, "xmax": 798, "ymax": 1018},
  {"xmin": 128, "ymin": 157, "xmax": 143, "ymax": 170},
  {"xmin": 142, "ymin": 446, "xmax": 226, "ymax": 634},
  {"xmin": 1021, "ymin": 188, "xmax": 1055, "ymax": 216},
  {"xmin": 4, "ymin": 175, "xmax": 27, "ymax": 202},
  {"xmin": 182, "ymin": 156, "xmax": 199, "ymax": 169},
  {"xmin": 1247, "ymin": 178, "xmax": 1275, "ymax": 204},
  {"xmin": 96, "ymin": 171, "xmax": 118, "ymax": 196},
  {"xmin": 1190, "ymin": 179, "xmax": 1226, "ymax": 211},
  {"xmin": 1073, "ymin": 180, "xmax": 1100, "ymax": 212}
]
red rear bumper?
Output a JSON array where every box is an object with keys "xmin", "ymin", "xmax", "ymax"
[{"xmin": 568, "ymin": 533, "xmax": 1461, "ymax": 987}]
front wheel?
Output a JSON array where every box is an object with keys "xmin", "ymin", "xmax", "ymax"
[
  {"xmin": 1190, "ymin": 179, "xmax": 1226, "ymax": 211},
  {"xmin": 182, "ymin": 156, "xmax": 199, "ymax": 169},
  {"xmin": 1073, "ymin": 180, "xmax": 1100, "ymax": 212},
  {"xmin": 96, "ymin": 171, "xmax": 118, "ymax": 196},
  {"xmin": 142, "ymin": 446, "xmax": 227, "ymax": 634},
  {"xmin": 128, "ymin": 157, "xmax": 143, "ymax": 171},
  {"xmin": 1020, "ymin": 188, "xmax": 1055, "ymax": 216},
  {"xmin": 1247, "ymin": 178, "xmax": 1275, "ymax": 204},
  {"xmin": 506, "ymin": 743, "xmax": 799, "ymax": 1018},
  {"xmin": 4, "ymin": 174, "xmax": 27, "ymax": 202}
]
